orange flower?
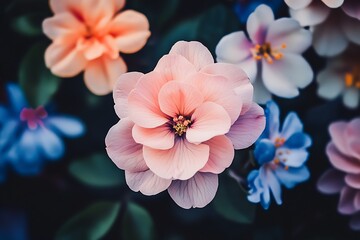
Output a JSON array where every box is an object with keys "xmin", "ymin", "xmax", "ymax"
[{"xmin": 43, "ymin": 0, "xmax": 150, "ymax": 95}]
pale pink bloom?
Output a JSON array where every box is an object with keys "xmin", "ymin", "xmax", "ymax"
[
  {"xmin": 317, "ymin": 47, "xmax": 360, "ymax": 109},
  {"xmin": 317, "ymin": 118, "xmax": 360, "ymax": 230},
  {"xmin": 105, "ymin": 41, "xmax": 266, "ymax": 209},
  {"xmin": 216, "ymin": 4, "xmax": 313, "ymax": 103},
  {"xmin": 43, "ymin": 0, "xmax": 150, "ymax": 95},
  {"xmin": 285, "ymin": 0, "xmax": 360, "ymax": 57}
]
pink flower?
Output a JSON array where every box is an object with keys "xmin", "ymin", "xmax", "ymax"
[
  {"xmin": 43, "ymin": 0, "xmax": 150, "ymax": 95},
  {"xmin": 285, "ymin": 0, "xmax": 360, "ymax": 57},
  {"xmin": 105, "ymin": 41, "xmax": 266, "ymax": 209},
  {"xmin": 317, "ymin": 118, "xmax": 360, "ymax": 230}
]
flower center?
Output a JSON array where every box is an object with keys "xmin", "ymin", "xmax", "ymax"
[
  {"xmin": 344, "ymin": 67, "xmax": 360, "ymax": 89},
  {"xmin": 172, "ymin": 115, "xmax": 192, "ymax": 136},
  {"xmin": 251, "ymin": 42, "xmax": 286, "ymax": 64},
  {"xmin": 20, "ymin": 106, "xmax": 48, "ymax": 130},
  {"xmin": 274, "ymin": 137, "xmax": 285, "ymax": 147}
]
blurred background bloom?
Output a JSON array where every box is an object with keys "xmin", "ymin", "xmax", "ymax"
[
  {"xmin": 0, "ymin": 83, "xmax": 85, "ymax": 181},
  {"xmin": 43, "ymin": 0, "xmax": 151, "ymax": 95},
  {"xmin": 247, "ymin": 101, "xmax": 311, "ymax": 209},
  {"xmin": 317, "ymin": 46, "xmax": 360, "ymax": 109},
  {"xmin": 216, "ymin": 4, "xmax": 313, "ymax": 103},
  {"xmin": 318, "ymin": 118, "xmax": 360, "ymax": 230}
]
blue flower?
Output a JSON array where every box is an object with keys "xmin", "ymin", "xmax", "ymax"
[
  {"xmin": 0, "ymin": 83, "xmax": 85, "ymax": 181},
  {"xmin": 247, "ymin": 101, "xmax": 311, "ymax": 209},
  {"xmin": 234, "ymin": 0, "xmax": 283, "ymax": 23}
]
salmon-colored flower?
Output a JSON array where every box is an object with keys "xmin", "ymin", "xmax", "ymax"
[
  {"xmin": 105, "ymin": 41, "xmax": 266, "ymax": 209},
  {"xmin": 43, "ymin": 0, "xmax": 150, "ymax": 95}
]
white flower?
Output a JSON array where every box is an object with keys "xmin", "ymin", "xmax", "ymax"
[
  {"xmin": 317, "ymin": 47, "xmax": 360, "ymax": 109},
  {"xmin": 215, "ymin": 4, "xmax": 313, "ymax": 104}
]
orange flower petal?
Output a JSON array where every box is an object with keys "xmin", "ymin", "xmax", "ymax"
[{"xmin": 84, "ymin": 55, "xmax": 127, "ymax": 95}]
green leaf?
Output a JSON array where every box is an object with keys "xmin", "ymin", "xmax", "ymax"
[
  {"xmin": 56, "ymin": 201, "xmax": 120, "ymax": 240},
  {"xmin": 212, "ymin": 173, "xmax": 256, "ymax": 224},
  {"xmin": 122, "ymin": 202, "xmax": 155, "ymax": 240},
  {"xmin": 11, "ymin": 13, "xmax": 43, "ymax": 37},
  {"xmin": 69, "ymin": 153, "xmax": 124, "ymax": 188},
  {"xmin": 19, "ymin": 42, "xmax": 61, "ymax": 107}
]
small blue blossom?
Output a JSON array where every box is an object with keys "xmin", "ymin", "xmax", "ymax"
[
  {"xmin": 247, "ymin": 101, "xmax": 311, "ymax": 209},
  {"xmin": 234, "ymin": 0, "xmax": 283, "ymax": 23},
  {"xmin": 0, "ymin": 83, "xmax": 85, "ymax": 181}
]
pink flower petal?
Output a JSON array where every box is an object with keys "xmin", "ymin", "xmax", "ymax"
[
  {"xmin": 215, "ymin": 31, "xmax": 253, "ymax": 64},
  {"xmin": 341, "ymin": 15, "xmax": 360, "ymax": 45},
  {"xmin": 326, "ymin": 142, "xmax": 360, "ymax": 174},
  {"xmin": 322, "ymin": 0, "xmax": 344, "ymax": 8},
  {"xmin": 186, "ymin": 102, "xmax": 231, "ymax": 144},
  {"xmin": 345, "ymin": 174, "xmax": 360, "ymax": 189},
  {"xmin": 186, "ymin": 72, "xmax": 242, "ymax": 124},
  {"xmin": 168, "ymin": 172, "xmax": 218, "ymax": 209},
  {"xmin": 289, "ymin": 2, "xmax": 330, "ymax": 26},
  {"xmin": 329, "ymin": 121, "xmax": 350, "ymax": 155},
  {"xmin": 105, "ymin": 118, "xmax": 148, "ymax": 172},
  {"xmin": 342, "ymin": 1, "xmax": 360, "ymax": 20},
  {"xmin": 154, "ymin": 54, "xmax": 197, "ymax": 82},
  {"xmin": 125, "ymin": 170, "xmax": 172, "ymax": 195},
  {"xmin": 354, "ymin": 192, "xmax": 360, "ymax": 210},
  {"xmin": 317, "ymin": 169, "xmax": 345, "ymax": 194},
  {"xmin": 127, "ymin": 71, "xmax": 169, "ymax": 128},
  {"xmin": 338, "ymin": 186, "xmax": 357, "ymax": 215},
  {"xmin": 45, "ymin": 42, "xmax": 87, "ymax": 78},
  {"xmin": 42, "ymin": 12, "xmax": 86, "ymax": 42},
  {"xmin": 158, "ymin": 81, "xmax": 204, "ymax": 117},
  {"xmin": 84, "ymin": 55, "xmax": 127, "ymax": 95},
  {"xmin": 226, "ymin": 103, "xmax": 265, "ymax": 149},
  {"xmin": 200, "ymin": 63, "xmax": 253, "ymax": 113},
  {"xmin": 132, "ymin": 124, "xmax": 174, "ymax": 150},
  {"xmin": 247, "ymin": 4, "xmax": 274, "ymax": 43},
  {"xmin": 143, "ymin": 139, "xmax": 209, "ymax": 180},
  {"xmin": 200, "ymin": 135, "xmax": 234, "ymax": 174},
  {"xmin": 114, "ymin": 72, "xmax": 144, "ymax": 118},
  {"xmin": 285, "ymin": 0, "xmax": 312, "ymax": 10},
  {"xmin": 110, "ymin": 10, "xmax": 151, "ymax": 53},
  {"xmin": 266, "ymin": 18, "xmax": 312, "ymax": 54},
  {"xmin": 169, "ymin": 41, "xmax": 214, "ymax": 70}
]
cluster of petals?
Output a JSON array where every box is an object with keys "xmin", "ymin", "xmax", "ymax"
[
  {"xmin": 43, "ymin": 0, "xmax": 150, "ymax": 95},
  {"xmin": 317, "ymin": 118, "xmax": 360, "ymax": 230},
  {"xmin": 105, "ymin": 41, "xmax": 266, "ymax": 209},
  {"xmin": 0, "ymin": 84, "xmax": 84, "ymax": 181},
  {"xmin": 317, "ymin": 47, "xmax": 360, "ymax": 109},
  {"xmin": 247, "ymin": 101, "xmax": 311, "ymax": 209},
  {"xmin": 285, "ymin": 0, "xmax": 360, "ymax": 57},
  {"xmin": 216, "ymin": 4, "xmax": 313, "ymax": 103}
]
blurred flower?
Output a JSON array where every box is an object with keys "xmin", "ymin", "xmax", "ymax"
[
  {"xmin": 317, "ymin": 118, "xmax": 360, "ymax": 230},
  {"xmin": 0, "ymin": 83, "xmax": 84, "ymax": 180},
  {"xmin": 285, "ymin": 0, "xmax": 360, "ymax": 57},
  {"xmin": 247, "ymin": 101, "xmax": 311, "ymax": 209},
  {"xmin": 317, "ymin": 47, "xmax": 360, "ymax": 109},
  {"xmin": 0, "ymin": 209, "xmax": 27, "ymax": 240},
  {"xmin": 216, "ymin": 4, "xmax": 313, "ymax": 104},
  {"xmin": 43, "ymin": 0, "xmax": 150, "ymax": 95},
  {"xmin": 106, "ymin": 41, "xmax": 265, "ymax": 209},
  {"xmin": 233, "ymin": 0, "xmax": 283, "ymax": 23}
]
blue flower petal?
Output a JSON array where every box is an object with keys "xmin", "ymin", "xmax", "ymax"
[
  {"xmin": 261, "ymin": 101, "xmax": 280, "ymax": 140},
  {"xmin": 275, "ymin": 165, "xmax": 310, "ymax": 189},
  {"xmin": 280, "ymin": 112, "xmax": 303, "ymax": 139},
  {"xmin": 6, "ymin": 84, "xmax": 28, "ymax": 114},
  {"xmin": 265, "ymin": 168, "xmax": 282, "ymax": 205},
  {"xmin": 254, "ymin": 139, "xmax": 276, "ymax": 165},
  {"xmin": 46, "ymin": 116, "xmax": 85, "ymax": 138},
  {"xmin": 285, "ymin": 132, "xmax": 312, "ymax": 149},
  {"xmin": 0, "ymin": 106, "xmax": 9, "ymax": 124},
  {"xmin": 37, "ymin": 128, "xmax": 65, "ymax": 160},
  {"xmin": 247, "ymin": 170, "xmax": 262, "ymax": 203},
  {"xmin": 277, "ymin": 148, "xmax": 309, "ymax": 168}
]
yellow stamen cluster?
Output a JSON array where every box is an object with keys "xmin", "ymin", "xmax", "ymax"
[
  {"xmin": 345, "ymin": 67, "xmax": 360, "ymax": 89},
  {"xmin": 251, "ymin": 43, "xmax": 286, "ymax": 64},
  {"xmin": 173, "ymin": 115, "xmax": 191, "ymax": 136},
  {"xmin": 274, "ymin": 137, "xmax": 286, "ymax": 147}
]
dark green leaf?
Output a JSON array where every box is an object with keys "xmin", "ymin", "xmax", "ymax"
[
  {"xmin": 19, "ymin": 42, "xmax": 61, "ymax": 107},
  {"xmin": 213, "ymin": 173, "xmax": 256, "ymax": 224},
  {"xmin": 11, "ymin": 13, "xmax": 43, "ymax": 37},
  {"xmin": 122, "ymin": 202, "xmax": 155, "ymax": 240},
  {"xmin": 69, "ymin": 153, "xmax": 124, "ymax": 188},
  {"xmin": 56, "ymin": 201, "xmax": 120, "ymax": 240}
]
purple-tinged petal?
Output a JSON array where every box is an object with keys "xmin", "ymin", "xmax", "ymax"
[
  {"xmin": 247, "ymin": 5, "xmax": 274, "ymax": 44},
  {"xmin": 317, "ymin": 169, "xmax": 345, "ymax": 194},
  {"xmin": 338, "ymin": 186, "xmax": 357, "ymax": 215},
  {"xmin": 289, "ymin": 2, "xmax": 330, "ymax": 27},
  {"xmin": 342, "ymin": 1, "xmax": 360, "ymax": 20},
  {"xmin": 345, "ymin": 174, "xmax": 360, "ymax": 190},
  {"xmin": 326, "ymin": 143, "xmax": 360, "ymax": 174}
]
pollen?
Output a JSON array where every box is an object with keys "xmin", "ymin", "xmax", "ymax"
[
  {"xmin": 173, "ymin": 115, "xmax": 192, "ymax": 136},
  {"xmin": 274, "ymin": 137, "xmax": 286, "ymax": 147},
  {"xmin": 251, "ymin": 42, "xmax": 286, "ymax": 64},
  {"xmin": 345, "ymin": 67, "xmax": 360, "ymax": 89}
]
